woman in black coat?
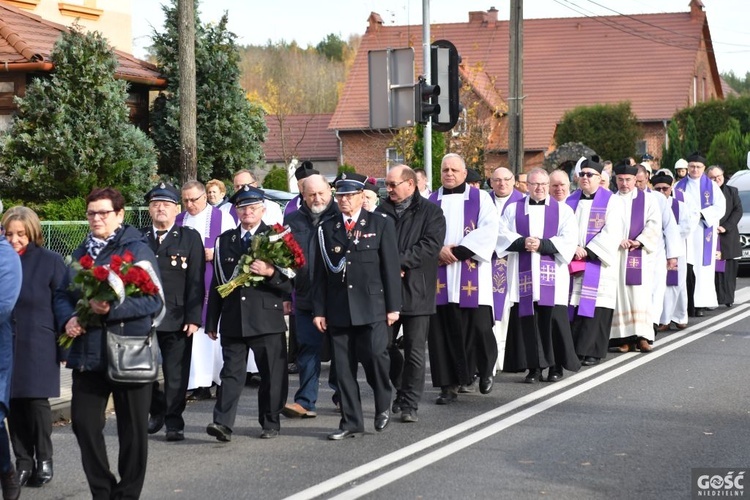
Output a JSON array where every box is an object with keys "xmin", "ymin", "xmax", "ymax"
[{"xmin": 2, "ymin": 206, "xmax": 66, "ymax": 488}]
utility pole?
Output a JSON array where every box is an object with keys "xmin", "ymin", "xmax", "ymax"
[
  {"xmin": 422, "ymin": 0, "xmax": 432, "ymax": 190},
  {"xmin": 508, "ymin": 0, "xmax": 524, "ymax": 175},
  {"xmin": 178, "ymin": 0, "xmax": 197, "ymax": 183}
]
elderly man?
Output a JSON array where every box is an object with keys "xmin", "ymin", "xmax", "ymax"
[
  {"xmin": 497, "ymin": 168, "xmax": 580, "ymax": 383},
  {"xmin": 707, "ymin": 165, "xmax": 743, "ymax": 307},
  {"xmin": 549, "ymin": 169, "xmax": 571, "ymax": 202},
  {"xmin": 610, "ymin": 162, "xmax": 662, "ymax": 353},
  {"xmin": 282, "ymin": 174, "xmax": 339, "ymax": 419},
  {"xmin": 178, "ymin": 181, "xmax": 235, "ymax": 401},
  {"xmin": 0, "ymin": 198, "xmax": 22, "ymax": 500},
  {"xmin": 221, "ymin": 169, "xmax": 284, "ymax": 226},
  {"xmin": 566, "ymin": 159, "xmax": 624, "ymax": 366},
  {"xmin": 313, "ymin": 173, "xmax": 401, "ymax": 440},
  {"xmin": 488, "ymin": 167, "xmax": 525, "ymax": 373},
  {"xmin": 674, "ymin": 152, "xmax": 726, "ymax": 317},
  {"xmin": 284, "ymin": 161, "xmax": 319, "ymax": 217},
  {"xmin": 377, "ymin": 165, "xmax": 445, "ymax": 423},
  {"xmin": 651, "ymin": 173, "xmax": 696, "ymax": 331},
  {"xmin": 142, "ymin": 183, "xmax": 205, "ymax": 441},
  {"xmin": 428, "ymin": 154, "xmax": 499, "ymax": 404},
  {"xmin": 205, "ymin": 186, "xmax": 292, "ymax": 442}
]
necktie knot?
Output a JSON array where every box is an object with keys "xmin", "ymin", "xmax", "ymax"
[
  {"xmin": 155, "ymin": 230, "xmax": 167, "ymax": 244},
  {"xmin": 242, "ymin": 232, "xmax": 251, "ymax": 250}
]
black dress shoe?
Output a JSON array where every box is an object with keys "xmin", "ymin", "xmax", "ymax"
[
  {"xmin": 695, "ymin": 308, "xmax": 704, "ymax": 317},
  {"xmin": 458, "ymin": 378, "xmax": 477, "ymax": 393},
  {"xmin": 148, "ymin": 414, "xmax": 165, "ymax": 435},
  {"xmin": 166, "ymin": 429, "xmax": 185, "ymax": 442},
  {"xmin": 479, "ymin": 376, "xmax": 494, "ymax": 394},
  {"xmin": 327, "ymin": 429, "xmax": 362, "ymax": 440},
  {"xmin": 260, "ymin": 428, "xmax": 279, "ymax": 439},
  {"xmin": 288, "ymin": 362, "xmax": 299, "ymax": 374},
  {"xmin": 245, "ymin": 373, "xmax": 262, "ymax": 387},
  {"xmin": 29, "ymin": 459, "xmax": 53, "ymax": 487},
  {"xmin": 0, "ymin": 466, "xmax": 20, "ymax": 500},
  {"xmin": 524, "ymin": 369, "xmax": 542, "ymax": 383},
  {"xmin": 436, "ymin": 387, "xmax": 458, "ymax": 405},
  {"xmin": 187, "ymin": 387, "xmax": 212, "ymax": 401},
  {"xmin": 401, "ymin": 409, "xmax": 418, "ymax": 423},
  {"xmin": 546, "ymin": 367, "xmax": 563, "ymax": 382},
  {"xmin": 374, "ymin": 411, "xmax": 390, "ymax": 432},
  {"xmin": 206, "ymin": 422, "xmax": 232, "ymax": 442},
  {"xmin": 391, "ymin": 395, "xmax": 404, "ymax": 414},
  {"xmin": 16, "ymin": 469, "xmax": 31, "ymax": 487},
  {"xmin": 581, "ymin": 356, "xmax": 600, "ymax": 366}
]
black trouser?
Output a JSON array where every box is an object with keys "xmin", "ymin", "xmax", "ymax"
[
  {"xmin": 8, "ymin": 398, "xmax": 53, "ymax": 471},
  {"xmin": 150, "ymin": 329, "xmax": 193, "ymax": 431},
  {"xmin": 388, "ymin": 315, "xmax": 430, "ymax": 411},
  {"xmin": 213, "ymin": 333, "xmax": 288, "ymax": 432},
  {"xmin": 687, "ymin": 264, "xmax": 696, "ymax": 315},
  {"xmin": 71, "ymin": 370, "xmax": 151, "ymax": 500},
  {"xmin": 330, "ymin": 322, "xmax": 391, "ymax": 432}
]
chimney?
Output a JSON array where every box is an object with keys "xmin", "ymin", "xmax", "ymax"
[
  {"xmin": 469, "ymin": 11, "xmax": 485, "ymax": 24},
  {"xmin": 690, "ymin": 0, "xmax": 705, "ymax": 21},
  {"xmin": 487, "ymin": 6, "xmax": 499, "ymax": 23}
]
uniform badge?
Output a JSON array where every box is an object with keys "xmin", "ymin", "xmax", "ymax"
[
  {"xmin": 170, "ymin": 255, "xmax": 178, "ymax": 267},
  {"xmin": 359, "ymin": 219, "xmax": 366, "ymax": 226},
  {"xmin": 334, "ymin": 246, "xmax": 342, "ymax": 253},
  {"xmin": 231, "ymin": 234, "xmax": 236, "ymax": 242},
  {"xmin": 181, "ymin": 257, "xmax": 188, "ymax": 269},
  {"xmin": 335, "ymin": 222, "xmax": 342, "ymax": 229}
]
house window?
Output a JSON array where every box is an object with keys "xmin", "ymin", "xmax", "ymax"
[
  {"xmin": 386, "ymin": 148, "xmax": 404, "ymax": 169},
  {"xmin": 636, "ymin": 140, "xmax": 647, "ymax": 158}
]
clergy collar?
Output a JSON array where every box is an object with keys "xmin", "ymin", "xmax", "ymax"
[
  {"xmin": 442, "ymin": 182, "xmax": 467, "ymax": 195},
  {"xmin": 581, "ymin": 189, "xmax": 597, "ymax": 200},
  {"xmin": 528, "ymin": 197, "xmax": 548, "ymax": 206}
]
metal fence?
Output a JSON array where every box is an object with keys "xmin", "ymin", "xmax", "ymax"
[{"xmin": 41, "ymin": 207, "xmax": 152, "ymax": 258}]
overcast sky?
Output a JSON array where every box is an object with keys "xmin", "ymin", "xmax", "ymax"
[{"xmin": 131, "ymin": 0, "xmax": 750, "ymax": 76}]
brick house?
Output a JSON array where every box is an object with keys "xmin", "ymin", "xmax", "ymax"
[
  {"xmin": 262, "ymin": 113, "xmax": 339, "ymax": 178},
  {"xmin": 330, "ymin": 0, "xmax": 723, "ymax": 178}
]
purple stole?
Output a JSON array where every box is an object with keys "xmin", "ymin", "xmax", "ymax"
[
  {"xmin": 625, "ymin": 190, "xmax": 646, "ymax": 286},
  {"xmin": 176, "ymin": 207, "xmax": 223, "ymax": 324},
  {"xmin": 228, "ymin": 205, "xmax": 239, "ymax": 225},
  {"xmin": 284, "ymin": 195, "xmax": 301, "ymax": 217},
  {"xmin": 566, "ymin": 187, "xmax": 613, "ymax": 317},
  {"xmin": 429, "ymin": 187, "xmax": 481, "ymax": 308},
  {"xmin": 675, "ymin": 175, "xmax": 714, "ymax": 266},
  {"xmin": 667, "ymin": 196, "xmax": 681, "ymax": 286},
  {"xmin": 515, "ymin": 198, "xmax": 559, "ymax": 317},
  {"xmin": 490, "ymin": 190, "xmax": 524, "ymax": 320}
]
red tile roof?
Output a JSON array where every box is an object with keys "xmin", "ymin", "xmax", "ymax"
[
  {"xmin": 263, "ymin": 113, "xmax": 338, "ymax": 163},
  {"xmin": 0, "ymin": 1, "xmax": 165, "ymax": 87},
  {"xmin": 331, "ymin": 5, "xmax": 721, "ymax": 151}
]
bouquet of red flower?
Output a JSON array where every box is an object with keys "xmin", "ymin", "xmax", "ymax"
[
  {"xmin": 217, "ymin": 223, "xmax": 305, "ymax": 298},
  {"xmin": 58, "ymin": 250, "xmax": 161, "ymax": 348}
]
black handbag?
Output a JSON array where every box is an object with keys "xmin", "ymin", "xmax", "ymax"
[{"xmin": 105, "ymin": 325, "xmax": 158, "ymax": 384}]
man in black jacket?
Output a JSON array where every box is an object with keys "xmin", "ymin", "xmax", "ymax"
[
  {"xmin": 142, "ymin": 183, "xmax": 205, "ymax": 441},
  {"xmin": 707, "ymin": 166, "xmax": 743, "ymax": 306},
  {"xmin": 313, "ymin": 173, "xmax": 401, "ymax": 440},
  {"xmin": 205, "ymin": 186, "xmax": 292, "ymax": 442},
  {"xmin": 282, "ymin": 174, "xmax": 339, "ymax": 418},
  {"xmin": 377, "ymin": 165, "xmax": 445, "ymax": 423}
]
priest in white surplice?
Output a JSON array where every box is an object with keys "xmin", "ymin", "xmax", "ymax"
[
  {"xmin": 651, "ymin": 173, "xmax": 697, "ymax": 330},
  {"xmin": 497, "ymin": 168, "xmax": 580, "ymax": 383},
  {"xmin": 566, "ymin": 159, "xmax": 624, "ymax": 367},
  {"xmin": 488, "ymin": 167, "xmax": 525, "ymax": 374},
  {"xmin": 428, "ymin": 154, "xmax": 499, "ymax": 405},
  {"xmin": 610, "ymin": 163, "xmax": 662, "ymax": 353},
  {"xmin": 178, "ymin": 181, "xmax": 235, "ymax": 399},
  {"xmin": 674, "ymin": 152, "xmax": 726, "ymax": 317}
]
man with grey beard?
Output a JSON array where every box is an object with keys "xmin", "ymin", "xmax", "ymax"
[{"xmin": 282, "ymin": 175, "xmax": 340, "ymax": 418}]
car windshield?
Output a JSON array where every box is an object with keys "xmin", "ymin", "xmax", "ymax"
[{"xmin": 739, "ymin": 190, "xmax": 750, "ymax": 214}]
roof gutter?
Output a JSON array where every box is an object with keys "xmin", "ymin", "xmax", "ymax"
[
  {"xmin": 335, "ymin": 129, "xmax": 344, "ymax": 166},
  {"xmin": 0, "ymin": 61, "xmax": 54, "ymax": 72},
  {"xmin": 114, "ymin": 74, "xmax": 168, "ymax": 88}
]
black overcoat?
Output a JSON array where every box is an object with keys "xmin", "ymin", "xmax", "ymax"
[{"xmin": 719, "ymin": 184, "xmax": 743, "ymax": 260}]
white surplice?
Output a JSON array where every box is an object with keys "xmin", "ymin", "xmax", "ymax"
[
  {"xmin": 496, "ymin": 197, "xmax": 578, "ymax": 305},
  {"xmin": 183, "ymin": 205, "xmax": 236, "ymax": 388},
  {"xmin": 568, "ymin": 189, "xmax": 625, "ymax": 311},
  {"xmin": 680, "ymin": 176, "xmax": 726, "ymax": 308},
  {"xmin": 649, "ymin": 191, "xmax": 682, "ymax": 324},
  {"xmin": 611, "ymin": 189, "xmax": 662, "ymax": 341},
  {"xmin": 661, "ymin": 196, "xmax": 697, "ymax": 325}
]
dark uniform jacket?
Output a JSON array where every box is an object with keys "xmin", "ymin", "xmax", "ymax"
[
  {"xmin": 141, "ymin": 225, "xmax": 205, "ymax": 332},
  {"xmin": 53, "ymin": 225, "xmax": 164, "ymax": 373},
  {"xmin": 719, "ymin": 183, "xmax": 743, "ymax": 260},
  {"xmin": 11, "ymin": 243, "xmax": 66, "ymax": 398},
  {"xmin": 283, "ymin": 199, "xmax": 340, "ymax": 312},
  {"xmin": 312, "ymin": 209, "xmax": 401, "ymax": 327},
  {"xmin": 377, "ymin": 193, "xmax": 446, "ymax": 316},
  {"xmin": 205, "ymin": 222, "xmax": 292, "ymax": 337}
]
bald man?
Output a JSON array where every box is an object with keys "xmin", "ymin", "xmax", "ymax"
[{"xmin": 549, "ymin": 169, "xmax": 571, "ymax": 202}]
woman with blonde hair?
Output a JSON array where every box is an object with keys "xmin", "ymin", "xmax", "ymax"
[
  {"xmin": 206, "ymin": 179, "xmax": 229, "ymax": 208},
  {"xmin": 2, "ymin": 206, "xmax": 66, "ymax": 488}
]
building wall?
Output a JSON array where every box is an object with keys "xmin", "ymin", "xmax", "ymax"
[
  {"xmin": 340, "ymin": 131, "xmax": 396, "ymax": 178},
  {"xmin": 7, "ymin": 0, "xmax": 132, "ymax": 52}
]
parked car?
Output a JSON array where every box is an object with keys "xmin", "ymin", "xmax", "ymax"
[
  {"xmin": 261, "ymin": 188, "xmax": 296, "ymax": 210},
  {"xmin": 726, "ymin": 170, "xmax": 750, "ymax": 266}
]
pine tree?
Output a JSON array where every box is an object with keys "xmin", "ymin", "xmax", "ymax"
[
  {"xmin": 150, "ymin": 0, "xmax": 266, "ymax": 182},
  {"xmin": 0, "ymin": 25, "xmax": 157, "ymax": 204}
]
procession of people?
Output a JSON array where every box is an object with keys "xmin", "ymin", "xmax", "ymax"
[{"xmin": 0, "ymin": 151, "xmax": 742, "ymax": 499}]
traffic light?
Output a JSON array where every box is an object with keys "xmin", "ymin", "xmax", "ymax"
[
  {"xmin": 415, "ymin": 76, "xmax": 440, "ymax": 124},
  {"xmin": 431, "ymin": 40, "xmax": 462, "ymax": 132}
]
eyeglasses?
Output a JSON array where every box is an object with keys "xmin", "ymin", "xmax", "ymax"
[
  {"xmin": 579, "ymin": 172, "xmax": 599, "ymax": 178},
  {"xmin": 86, "ymin": 210, "xmax": 116, "ymax": 220},
  {"xmin": 182, "ymin": 193, "xmax": 205, "ymax": 204},
  {"xmin": 527, "ymin": 182, "xmax": 549, "ymax": 188},
  {"xmin": 654, "ymin": 186, "xmax": 671, "ymax": 192},
  {"xmin": 385, "ymin": 180, "xmax": 407, "ymax": 189},
  {"xmin": 491, "ymin": 176, "xmax": 513, "ymax": 183}
]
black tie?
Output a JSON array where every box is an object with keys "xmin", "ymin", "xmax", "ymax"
[
  {"xmin": 242, "ymin": 232, "xmax": 251, "ymax": 251},
  {"xmin": 155, "ymin": 230, "xmax": 167, "ymax": 244}
]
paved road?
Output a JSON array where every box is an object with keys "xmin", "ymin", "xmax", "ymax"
[{"xmin": 32, "ymin": 277, "xmax": 750, "ymax": 500}]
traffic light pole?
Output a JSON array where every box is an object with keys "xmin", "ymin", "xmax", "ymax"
[{"xmin": 423, "ymin": 0, "xmax": 433, "ymax": 191}]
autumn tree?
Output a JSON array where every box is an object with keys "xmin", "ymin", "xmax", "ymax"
[{"xmin": 150, "ymin": 0, "xmax": 266, "ymax": 181}]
